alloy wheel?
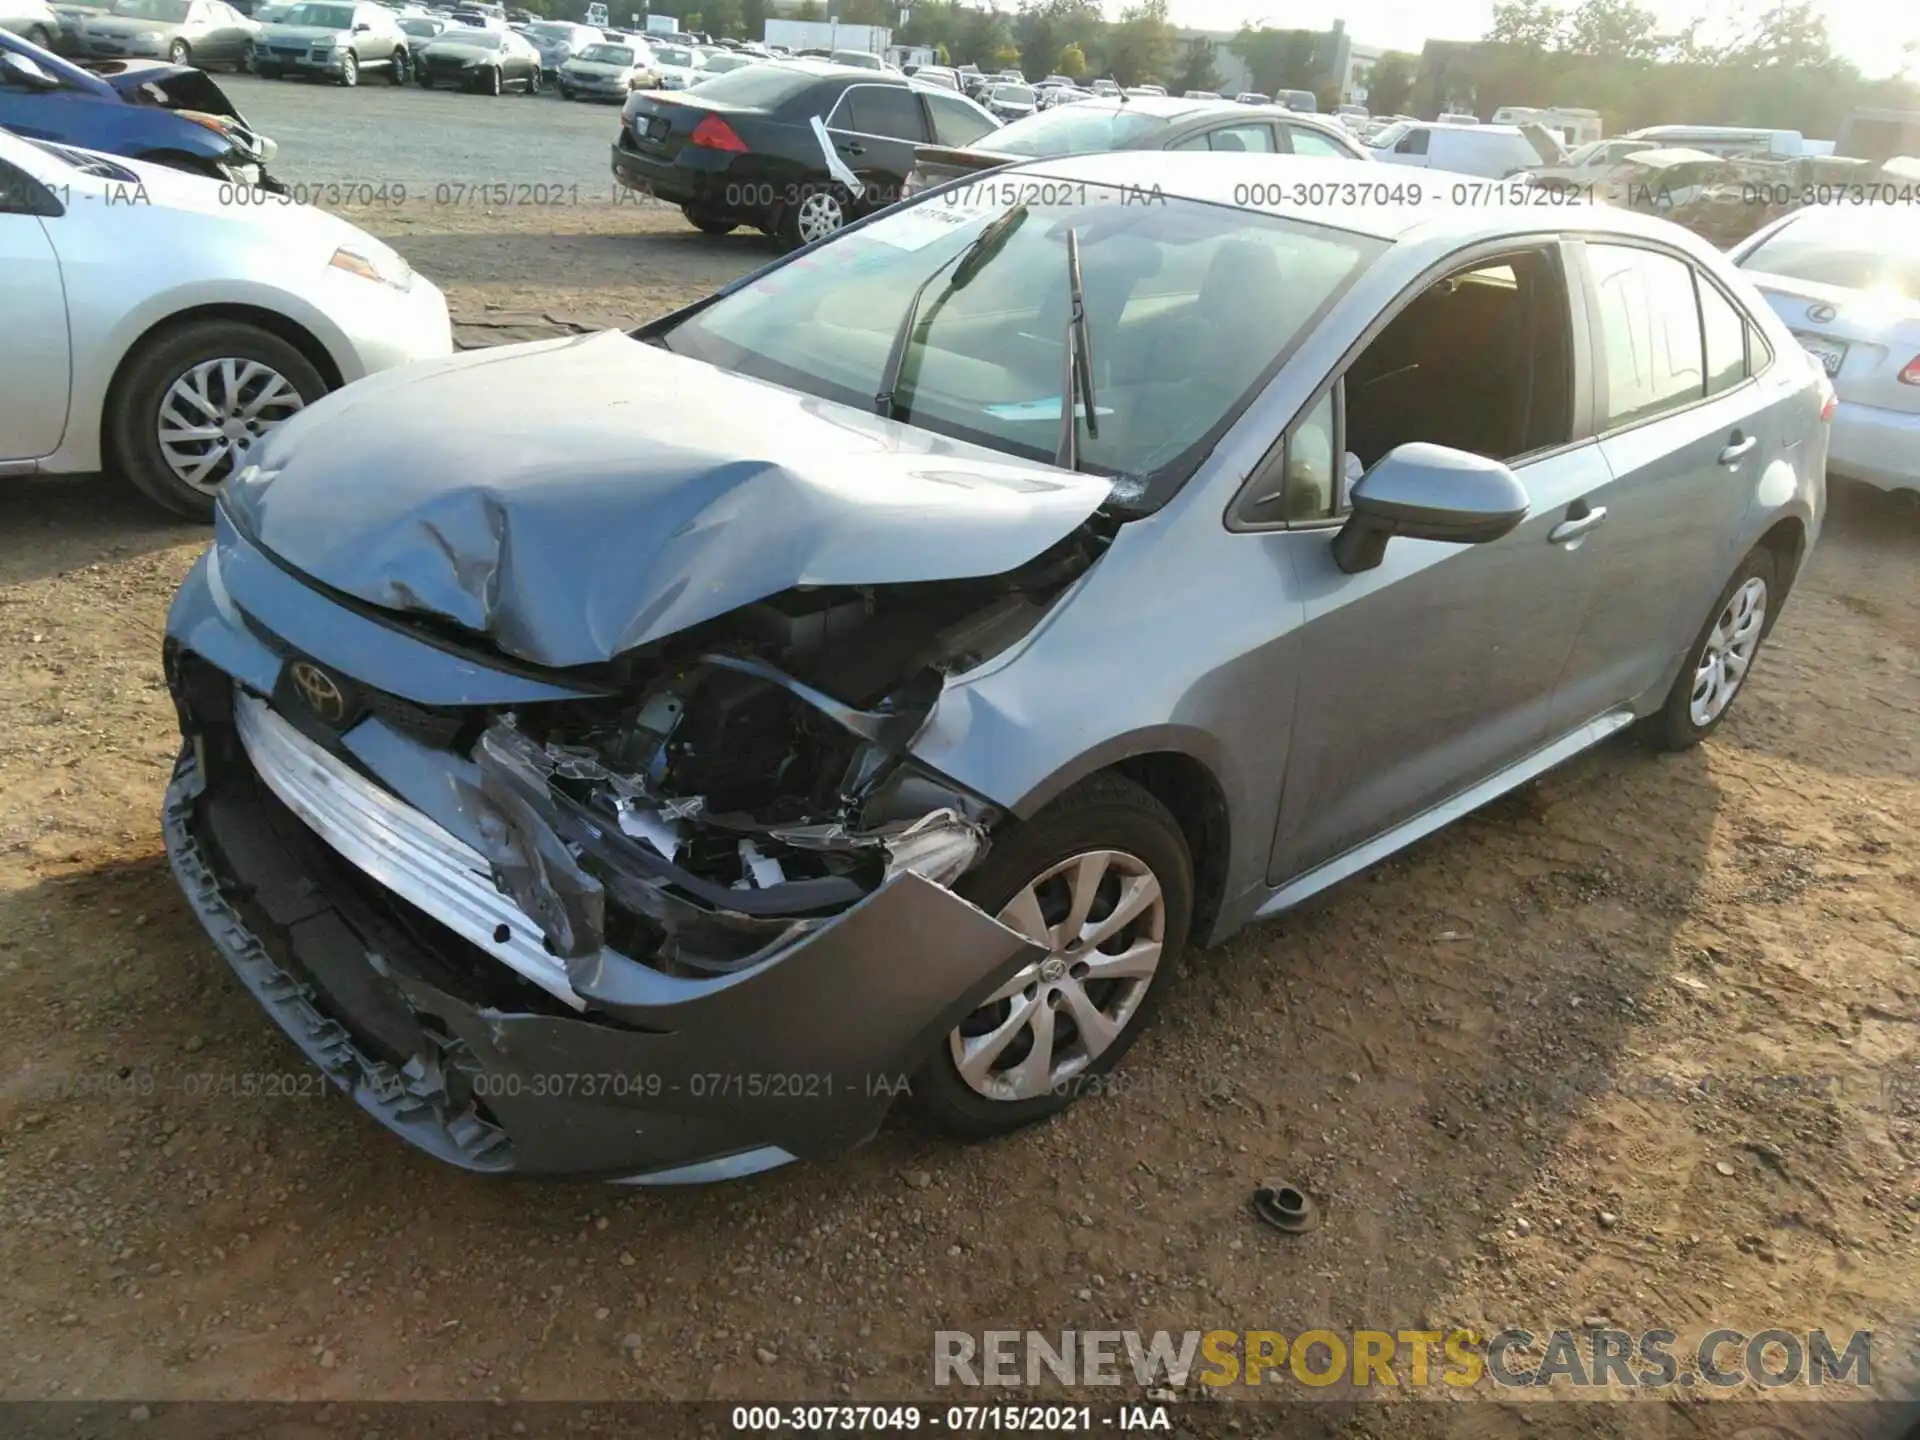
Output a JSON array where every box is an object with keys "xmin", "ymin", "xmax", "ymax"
[
  {"xmin": 168, "ymin": 38, "xmax": 189, "ymax": 63},
  {"xmin": 156, "ymin": 357, "xmax": 305, "ymax": 493},
  {"xmin": 948, "ymin": 849, "xmax": 1166, "ymax": 1102},
  {"xmin": 339, "ymin": 50, "xmax": 357, "ymax": 85},
  {"xmin": 1689, "ymin": 575, "xmax": 1767, "ymax": 727},
  {"xmin": 794, "ymin": 190, "xmax": 844, "ymax": 245}
]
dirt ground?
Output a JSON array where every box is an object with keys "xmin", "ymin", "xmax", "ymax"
[{"xmin": 1, "ymin": 199, "xmax": 1917, "ymax": 1430}]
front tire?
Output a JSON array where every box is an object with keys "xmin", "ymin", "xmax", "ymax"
[
  {"xmin": 1640, "ymin": 548, "xmax": 1777, "ymax": 751},
  {"xmin": 26, "ymin": 22, "xmax": 54, "ymax": 47},
  {"xmin": 336, "ymin": 49, "xmax": 357, "ymax": 85},
  {"xmin": 526, "ymin": 66, "xmax": 541, "ymax": 94},
  {"xmin": 682, "ymin": 206, "xmax": 737, "ymax": 235},
  {"xmin": 107, "ymin": 321, "xmax": 326, "ymax": 521},
  {"xmin": 909, "ymin": 774, "xmax": 1192, "ymax": 1139},
  {"xmin": 167, "ymin": 37, "xmax": 189, "ymax": 64},
  {"xmin": 388, "ymin": 47, "xmax": 408, "ymax": 83},
  {"xmin": 483, "ymin": 64, "xmax": 501, "ymax": 95}
]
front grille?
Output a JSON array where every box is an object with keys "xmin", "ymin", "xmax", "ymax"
[{"xmin": 364, "ymin": 688, "xmax": 470, "ymax": 750}]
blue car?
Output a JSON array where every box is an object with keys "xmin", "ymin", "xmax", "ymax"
[{"xmin": 0, "ymin": 26, "xmax": 278, "ymax": 183}]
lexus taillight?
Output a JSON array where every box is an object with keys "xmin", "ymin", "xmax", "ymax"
[
  {"xmin": 1819, "ymin": 376, "xmax": 1837, "ymax": 422},
  {"xmin": 1899, "ymin": 355, "xmax": 1920, "ymax": 387},
  {"xmin": 689, "ymin": 114, "xmax": 747, "ymax": 152}
]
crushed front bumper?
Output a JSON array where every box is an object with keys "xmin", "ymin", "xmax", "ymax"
[{"xmin": 160, "ymin": 540, "xmax": 1041, "ymax": 1181}]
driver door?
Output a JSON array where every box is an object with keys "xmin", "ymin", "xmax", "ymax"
[
  {"xmin": 1253, "ymin": 241, "xmax": 1612, "ymax": 887},
  {"xmin": 0, "ymin": 157, "xmax": 71, "ymax": 463}
]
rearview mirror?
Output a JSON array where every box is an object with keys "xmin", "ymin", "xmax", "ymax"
[
  {"xmin": 0, "ymin": 52, "xmax": 60, "ymax": 90},
  {"xmin": 1330, "ymin": 442, "xmax": 1531, "ymax": 575}
]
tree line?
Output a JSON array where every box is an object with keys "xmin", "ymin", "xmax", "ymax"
[{"xmin": 1451, "ymin": 0, "xmax": 1919, "ymax": 136}]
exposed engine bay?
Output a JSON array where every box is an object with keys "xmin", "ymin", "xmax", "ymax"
[{"xmin": 462, "ymin": 527, "xmax": 1107, "ymax": 976}]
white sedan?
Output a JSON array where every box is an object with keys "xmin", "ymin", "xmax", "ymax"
[
  {"xmin": 1731, "ymin": 204, "xmax": 1920, "ymax": 499},
  {"xmin": 0, "ymin": 126, "xmax": 450, "ymax": 518}
]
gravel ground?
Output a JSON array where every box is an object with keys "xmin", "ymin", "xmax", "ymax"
[
  {"xmin": 1, "ymin": 86, "xmax": 1918, "ymax": 1430},
  {"xmin": 229, "ymin": 70, "xmax": 630, "ymax": 198}
]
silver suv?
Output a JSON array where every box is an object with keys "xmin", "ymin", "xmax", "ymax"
[{"xmin": 253, "ymin": 0, "xmax": 405, "ymax": 84}]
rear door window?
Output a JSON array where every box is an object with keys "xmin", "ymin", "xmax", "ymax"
[
  {"xmin": 1586, "ymin": 244, "xmax": 1708, "ymax": 429},
  {"xmin": 924, "ymin": 91, "xmax": 995, "ymax": 147},
  {"xmin": 841, "ymin": 84, "xmax": 929, "ymax": 141},
  {"xmin": 1199, "ymin": 122, "xmax": 1277, "ymax": 153},
  {"xmin": 1286, "ymin": 125, "xmax": 1349, "ymax": 158}
]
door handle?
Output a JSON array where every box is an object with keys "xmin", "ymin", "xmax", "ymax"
[
  {"xmin": 1548, "ymin": 506, "xmax": 1608, "ymax": 544},
  {"xmin": 1719, "ymin": 435, "xmax": 1758, "ymax": 465},
  {"xmin": 840, "ymin": 142, "xmax": 865, "ymax": 156}
]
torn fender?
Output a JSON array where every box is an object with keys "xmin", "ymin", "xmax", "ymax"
[{"xmin": 223, "ymin": 331, "xmax": 1114, "ymax": 669}]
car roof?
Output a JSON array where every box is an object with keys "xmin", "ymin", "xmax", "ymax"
[{"xmin": 998, "ymin": 151, "xmax": 1706, "ymax": 244}]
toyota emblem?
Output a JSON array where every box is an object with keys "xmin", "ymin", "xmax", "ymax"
[
  {"xmin": 1806, "ymin": 302, "xmax": 1837, "ymax": 324},
  {"xmin": 288, "ymin": 661, "xmax": 348, "ymax": 725}
]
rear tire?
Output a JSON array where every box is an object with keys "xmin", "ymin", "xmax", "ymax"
[
  {"xmin": 1639, "ymin": 548, "xmax": 1777, "ymax": 751},
  {"xmin": 416, "ymin": 68, "xmax": 431, "ymax": 86},
  {"xmin": 107, "ymin": 320, "xmax": 327, "ymax": 522},
  {"xmin": 773, "ymin": 183, "xmax": 848, "ymax": 251},
  {"xmin": 908, "ymin": 774, "xmax": 1193, "ymax": 1139}
]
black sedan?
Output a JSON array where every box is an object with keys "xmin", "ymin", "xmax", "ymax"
[
  {"xmin": 904, "ymin": 93, "xmax": 1369, "ymax": 196},
  {"xmin": 415, "ymin": 23, "xmax": 539, "ymax": 93},
  {"xmin": 611, "ymin": 58, "xmax": 1001, "ymax": 249}
]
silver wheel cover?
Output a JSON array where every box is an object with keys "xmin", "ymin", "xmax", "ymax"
[
  {"xmin": 795, "ymin": 191, "xmax": 842, "ymax": 244},
  {"xmin": 949, "ymin": 849, "xmax": 1166, "ymax": 1102},
  {"xmin": 156, "ymin": 357, "xmax": 305, "ymax": 493},
  {"xmin": 1690, "ymin": 575, "xmax": 1767, "ymax": 727}
]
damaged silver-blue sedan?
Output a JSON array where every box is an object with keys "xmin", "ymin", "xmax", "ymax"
[{"xmin": 162, "ymin": 152, "xmax": 1828, "ymax": 1182}]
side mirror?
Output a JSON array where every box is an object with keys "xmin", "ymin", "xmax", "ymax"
[
  {"xmin": 0, "ymin": 52, "xmax": 60, "ymax": 90},
  {"xmin": 1330, "ymin": 442, "xmax": 1530, "ymax": 575},
  {"xmin": 353, "ymin": 19, "xmax": 370, "ymax": 29}
]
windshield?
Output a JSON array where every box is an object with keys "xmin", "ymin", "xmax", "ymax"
[
  {"xmin": 654, "ymin": 187, "xmax": 1382, "ymax": 510},
  {"xmin": 280, "ymin": 2, "xmax": 353, "ymax": 24},
  {"xmin": 702, "ymin": 52, "xmax": 750, "ymax": 70},
  {"xmin": 991, "ymin": 84, "xmax": 1035, "ymax": 104},
  {"xmin": 654, "ymin": 44, "xmax": 690, "ymax": 65},
  {"xmin": 1741, "ymin": 214, "xmax": 1920, "ymax": 300},
  {"xmin": 111, "ymin": 0, "xmax": 191, "ymax": 18},
  {"xmin": 578, "ymin": 42, "xmax": 632, "ymax": 62},
  {"xmin": 399, "ymin": 17, "xmax": 440, "ymax": 34},
  {"xmin": 984, "ymin": 104, "xmax": 1170, "ymax": 156},
  {"xmin": 1369, "ymin": 121, "xmax": 1409, "ymax": 148},
  {"xmin": 437, "ymin": 26, "xmax": 500, "ymax": 45},
  {"xmin": 527, "ymin": 21, "xmax": 574, "ymax": 39}
]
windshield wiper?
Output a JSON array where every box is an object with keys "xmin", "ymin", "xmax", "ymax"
[
  {"xmin": 874, "ymin": 202, "xmax": 1029, "ymax": 419},
  {"xmin": 1054, "ymin": 225, "xmax": 1098, "ymax": 470}
]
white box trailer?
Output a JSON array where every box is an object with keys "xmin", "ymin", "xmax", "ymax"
[{"xmin": 763, "ymin": 18, "xmax": 890, "ymax": 56}]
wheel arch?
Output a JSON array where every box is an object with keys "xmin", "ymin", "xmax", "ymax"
[
  {"xmin": 100, "ymin": 304, "xmax": 345, "ymax": 460},
  {"xmin": 1001, "ymin": 734, "xmax": 1238, "ymax": 949},
  {"xmin": 1755, "ymin": 513, "xmax": 1807, "ymax": 600}
]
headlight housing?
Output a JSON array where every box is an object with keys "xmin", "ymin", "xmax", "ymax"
[{"xmin": 329, "ymin": 244, "xmax": 413, "ymax": 290}]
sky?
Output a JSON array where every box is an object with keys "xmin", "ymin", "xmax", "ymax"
[{"xmin": 1157, "ymin": 0, "xmax": 1920, "ymax": 78}]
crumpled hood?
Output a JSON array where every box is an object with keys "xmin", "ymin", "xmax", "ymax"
[{"xmin": 227, "ymin": 331, "xmax": 1114, "ymax": 671}]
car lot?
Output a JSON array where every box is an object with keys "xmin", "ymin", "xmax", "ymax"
[{"xmin": 1, "ymin": 79, "xmax": 1918, "ymax": 1415}]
